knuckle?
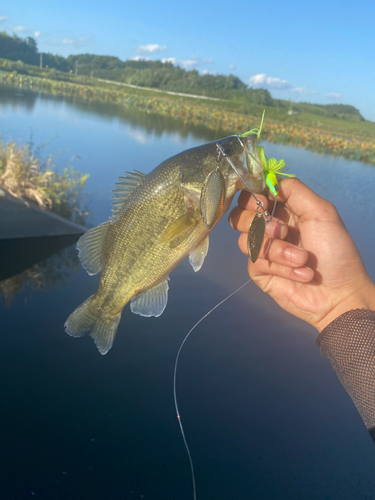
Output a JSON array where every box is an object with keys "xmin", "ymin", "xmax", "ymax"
[
  {"xmin": 315, "ymin": 199, "xmax": 340, "ymax": 221},
  {"xmin": 268, "ymin": 239, "xmax": 284, "ymax": 261}
]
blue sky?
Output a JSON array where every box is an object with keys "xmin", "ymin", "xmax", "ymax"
[{"xmin": 2, "ymin": 0, "xmax": 375, "ymax": 121}]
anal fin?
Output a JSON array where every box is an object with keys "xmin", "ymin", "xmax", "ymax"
[{"xmin": 130, "ymin": 279, "xmax": 169, "ymax": 317}]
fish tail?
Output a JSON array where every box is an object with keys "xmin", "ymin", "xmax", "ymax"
[{"xmin": 65, "ymin": 295, "xmax": 121, "ymax": 355}]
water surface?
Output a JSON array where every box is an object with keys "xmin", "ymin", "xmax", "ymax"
[{"xmin": 1, "ymin": 86, "xmax": 375, "ymax": 500}]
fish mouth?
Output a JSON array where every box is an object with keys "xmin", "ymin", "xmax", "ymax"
[
  {"xmin": 241, "ymin": 133, "xmax": 263, "ymax": 177},
  {"xmin": 238, "ymin": 133, "xmax": 266, "ymax": 194},
  {"xmin": 216, "ymin": 132, "xmax": 265, "ymax": 195}
]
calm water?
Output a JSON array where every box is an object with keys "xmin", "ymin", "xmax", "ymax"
[{"xmin": 1, "ymin": 86, "xmax": 375, "ymax": 500}]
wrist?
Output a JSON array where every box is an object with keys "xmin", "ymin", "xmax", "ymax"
[{"xmin": 315, "ymin": 281, "xmax": 375, "ymax": 332}]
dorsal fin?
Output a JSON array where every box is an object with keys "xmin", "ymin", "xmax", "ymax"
[{"xmin": 110, "ymin": 170, "xmax": 146, "ymax": 223}]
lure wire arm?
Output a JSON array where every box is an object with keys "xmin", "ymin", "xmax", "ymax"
[
  {"xmin": 217, "ymin": 140, "xmax": 279, "ymax": 262},
  {"xmin": 236, "ymin": 132, "xmax": 244, "ymax": 148},
  {"xmin": 216, "ymin": 142, "xmax": 271, "ymax": 222},
  {"xmin": 269, "ymin": 194, "xmax": 277, "ymax": 223}
]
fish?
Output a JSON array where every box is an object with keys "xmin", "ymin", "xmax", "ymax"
[{"xmin": 64, "ymin": 131, "xmax": 266, "ymax": 355}]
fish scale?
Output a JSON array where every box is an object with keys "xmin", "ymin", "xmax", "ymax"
[{"xmin": 99, "ymin": 161, "xmax": 208, "ymax": 316}]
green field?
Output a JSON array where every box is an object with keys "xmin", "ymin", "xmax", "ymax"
[{"xmin": 1, "ymin": 57, "xmax": 374, "ymax": 164}]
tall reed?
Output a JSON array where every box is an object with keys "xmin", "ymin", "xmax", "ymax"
[{"xmin": 0, "ymin": 140, "xmax": 90, "ymax": 225}]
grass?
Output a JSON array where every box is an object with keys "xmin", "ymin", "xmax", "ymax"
[{"xmin": 0, "ymin": 140, "xmax": 90, "ymax": 225}]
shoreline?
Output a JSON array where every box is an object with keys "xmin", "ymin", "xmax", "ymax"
[{"xmin": 1, "ymin": 71, "xmax": 374, "ymax": 165}]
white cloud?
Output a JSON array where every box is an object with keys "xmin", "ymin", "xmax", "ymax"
[
  {"xmin": 34, "ymin": 31, "xmax": 41, "ymax": 38},
  {"xmin": 136, "ymin": 44, "xmax": 167, "ymax": 54},
  {"xmin": 162, "ymin": 57, "xmax": 197, "ymax": 69},
  {"xmin": 326, "ymin": 92, "xmax": 342, "ymax": 101},
  {"xmin": 179, "ymin": 59, "xmax": 198, "ymax": 70},
  {"xmin": 46, "ymin": 35, "xmax": 93, "ymax": 48},
  {"xmin": 248, "ymin": 73, "xmax": 293, "ymax": 90},
  {"xmin": 201, "ymin": 69, "xmax": 216, "ymax": 75},
  {"xmin": 193, "ymin": 56, "xmax": 213, "ymax": 65},
  {"xmin": 0, "ymin": 16, "xmax": 9, "ymax": 24},
  {"xmin": 13, "ymin": 26, "xmax": 30, "ymax": 34},
  {"xmin": 229, "ymin": 64, "xmax": 236, "ymax": 69},
  {"xmin": 128, "ymin": 129, "xmax": 147, "ymax": 144},
  {"xmin": 130, "ymin": 56, "xmax": 151, "ymax": 61},
  {"xmin": 291, "ymin": 85, "xmax": 318, "ymax": 95},
  {"xmin": 248, "ymin": 74, "xmax": 319, "ymax": 95},
  {"xmin": 161, "ymin": 57, "xmax": 177, "ymax": 65},
  {"xmin": 77, "ymin": 35, "xmax": 93, "ymax": 44},
  {"xmin": 162, "ymin": 56, "xmax": 213, "ymax": 70}
]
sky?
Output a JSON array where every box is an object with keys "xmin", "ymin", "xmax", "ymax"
[{"xmin": 2, "ymin": 0, "xmax": 375, "ymax": 121}]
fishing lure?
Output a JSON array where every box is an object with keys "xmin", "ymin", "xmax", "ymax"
[{"xmin": 246, "ymin": 113, "xmax": 295, "ymax": 262}]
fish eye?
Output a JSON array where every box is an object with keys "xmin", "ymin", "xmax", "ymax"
[{"xmin": 224, "ymin": 146, "xmax": 233, "ymax": 156}]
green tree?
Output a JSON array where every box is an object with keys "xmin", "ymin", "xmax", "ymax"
[{"xmin": 0, "ymin": 31, "xmax": 38, "ymax": 65}]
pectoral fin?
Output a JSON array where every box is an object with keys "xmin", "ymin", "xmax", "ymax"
[
  {"xmin": 200, "ymin": 169, "xmax": 226, "ymax": 229},
  {"xmin": 160, "ymin": 209, "xmax": 200, "ymax": 247},
  {"xmin": 77, "ymin": 221, "xmax": 110, "ymax": 276},
  {"xmin": 130, "ymin": 279, "xmax": 169, "ymax": 317},
  {"xmin": 189, "ymin": 236, "xmax": 209, "ymax": 272}
]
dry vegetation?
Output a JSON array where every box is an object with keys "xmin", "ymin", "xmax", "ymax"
[
  {"xmin": 0, "ymin": 142, "xmax": 88, "ymax": 302},
  {"xmin": 1, "ymin": 69, "xmax": 374, "ymax": 165},
  {"xmin": 0, "ymin": 140, "xmax": 90, "ymax": 225}
]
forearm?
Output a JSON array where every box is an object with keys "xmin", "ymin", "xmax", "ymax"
[{"xmin": 317, "ymin": 309, "xmax": 375, "ymax": 440}]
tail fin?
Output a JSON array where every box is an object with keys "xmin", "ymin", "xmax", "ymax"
[{"xmin": 65, "ymin": 295, "xmax": 121, "ymax": 355}]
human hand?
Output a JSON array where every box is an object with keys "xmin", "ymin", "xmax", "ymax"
[{"xmin": 229, "ymin": 178, "xmax": 375, "ymax": 331}]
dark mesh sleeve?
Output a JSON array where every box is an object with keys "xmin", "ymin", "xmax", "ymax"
[{"xmin": 316, "ymin": 309, "xmax": 375, "ymax": 440}]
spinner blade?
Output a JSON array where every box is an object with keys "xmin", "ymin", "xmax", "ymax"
[
  {"xmin": 247, "ymin": 214, "xmax": 266, "ymax": 263},
  {"xmin": 200, "ymin": 169, "xmax": 226, "ymax": 229}
]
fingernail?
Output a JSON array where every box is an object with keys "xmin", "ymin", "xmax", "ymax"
[
  {"xmin": 293, "ymin": 267, "xmax": 313, "ymax": 280},
  {"xmin": 266, "ymin": 220, "xmax": 287, "ymax": 239},
  {"xmin": 284, "ymin": 247, "xmax": 306, "ymax": 265}
]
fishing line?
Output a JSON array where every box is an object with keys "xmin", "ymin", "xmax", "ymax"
[{"xmin": 173, "ymin": 279, "xmax": 252, "ymax": 500}]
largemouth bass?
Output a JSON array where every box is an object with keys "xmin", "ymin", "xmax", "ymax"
[{"xmin": 65, "ymin": 132, "xmax": 265, "ymax": 354}]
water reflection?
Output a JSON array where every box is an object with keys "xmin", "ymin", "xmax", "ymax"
[
  {"xmin": 0, "ymin": 233, "xmax": 82, "ymax": 281},
  {"xmin": 0, "ymin": 242, "xmax": 80, "ymax": 306},
  {"xmin": 0, "ymin": 85, "xmax": 38, "ymax": 111},
  {"xmin": 2, "ymin": 86, "xmax": 375, "ymax": 500},
  {"xmin": 0, "ymin": 84, "xmax": 223, "ymax": 143}
]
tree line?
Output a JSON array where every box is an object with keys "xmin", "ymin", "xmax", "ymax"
[{"xmin": 0, "ymin": 31, "xmax": 364, "ymax": 120}]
